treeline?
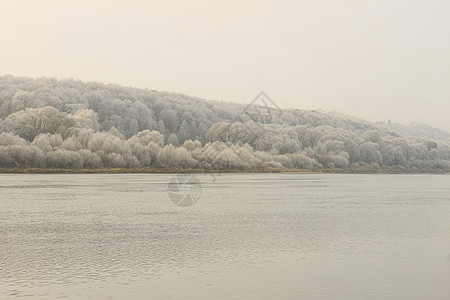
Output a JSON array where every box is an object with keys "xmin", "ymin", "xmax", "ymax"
[{"xmin": 1, "ymin": 75, "xmax": 450, "ymax": 170}]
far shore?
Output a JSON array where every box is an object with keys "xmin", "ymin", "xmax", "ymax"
[{"xmin": 1, "ymin": 167, "xmax": 449, "ymax": 175}]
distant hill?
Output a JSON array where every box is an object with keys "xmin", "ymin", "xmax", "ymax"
[
  {"xmin": 379, "ymin": 122, "xmax": 450, "ymax": 142},
  {"xmin": 1, "ymin": 75, "xmax": 449, "ymax": 171}
]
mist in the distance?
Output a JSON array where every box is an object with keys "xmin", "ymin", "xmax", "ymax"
[{"xmin": 1, "ymin": 0, "xmax": 449, "ymax": 131}]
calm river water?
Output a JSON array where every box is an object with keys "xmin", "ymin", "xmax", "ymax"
[{"xmin": 1, "ymin": 173, "xmax": 449, "ymax": 299}]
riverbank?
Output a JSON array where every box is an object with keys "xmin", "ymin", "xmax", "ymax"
[{"xmin": 1, "ymin": 166, "xmax": 449, "ymax": 174}]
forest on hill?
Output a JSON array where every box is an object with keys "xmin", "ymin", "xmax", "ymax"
[{"xmin": 1, "ymin": 75, "xmax": 450, "ymax": 171}]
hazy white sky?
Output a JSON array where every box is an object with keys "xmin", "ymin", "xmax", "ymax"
[{"xmin": 1, "ymin": 0, "xmax": 449, "ymax": 131}]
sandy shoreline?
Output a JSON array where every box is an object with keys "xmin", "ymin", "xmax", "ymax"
[{"xmin": 1, "ymin": 167, "xmax": 449, "ymax": 174}]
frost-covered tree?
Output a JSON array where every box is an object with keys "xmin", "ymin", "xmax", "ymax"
[
  {"xmin": 1, "ymin": 106, "xmax": 74, "ymax": 141},
  {"xmin": 1, "ymin": 75, "xmax": 450, "ymax": 170},
  {"xmin": 167, "ymin": 133, "xmax": 179, "ymax": 146}
]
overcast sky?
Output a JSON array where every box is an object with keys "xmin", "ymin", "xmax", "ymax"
[{"xmin": 1, "ymin": 0, "xmax": 449, "ymax": 131}]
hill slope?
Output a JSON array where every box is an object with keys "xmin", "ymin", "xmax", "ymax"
[{"xmin": 1, "ymin": 75, "xmax": 449, "ymax": 171}]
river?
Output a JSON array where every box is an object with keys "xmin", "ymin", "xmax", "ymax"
[{"xmin": 1, "ymin": 173, "xmax": 449, "ymax": 299}]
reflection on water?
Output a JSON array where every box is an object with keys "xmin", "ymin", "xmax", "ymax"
[{"xmin": 1, "ymin": 174, "xmax": 450, "ymax": 299}]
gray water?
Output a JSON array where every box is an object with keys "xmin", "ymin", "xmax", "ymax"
[{"xmin": 0, "ymin": 173, "xmax": 449, "ymax": 300}]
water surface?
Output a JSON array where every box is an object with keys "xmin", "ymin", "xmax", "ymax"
[{"xmin": 1, "ymin": 173, "xmax": 449, "ymax": 299}]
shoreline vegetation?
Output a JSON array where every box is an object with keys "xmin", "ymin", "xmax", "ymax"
[
  {"xmin": 1, "ymin": 76, "xmax": 450, "ymax": 173},
  {"xmin": 1, "ymin": 167, "xmax": 449, "ymax": 174}
]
